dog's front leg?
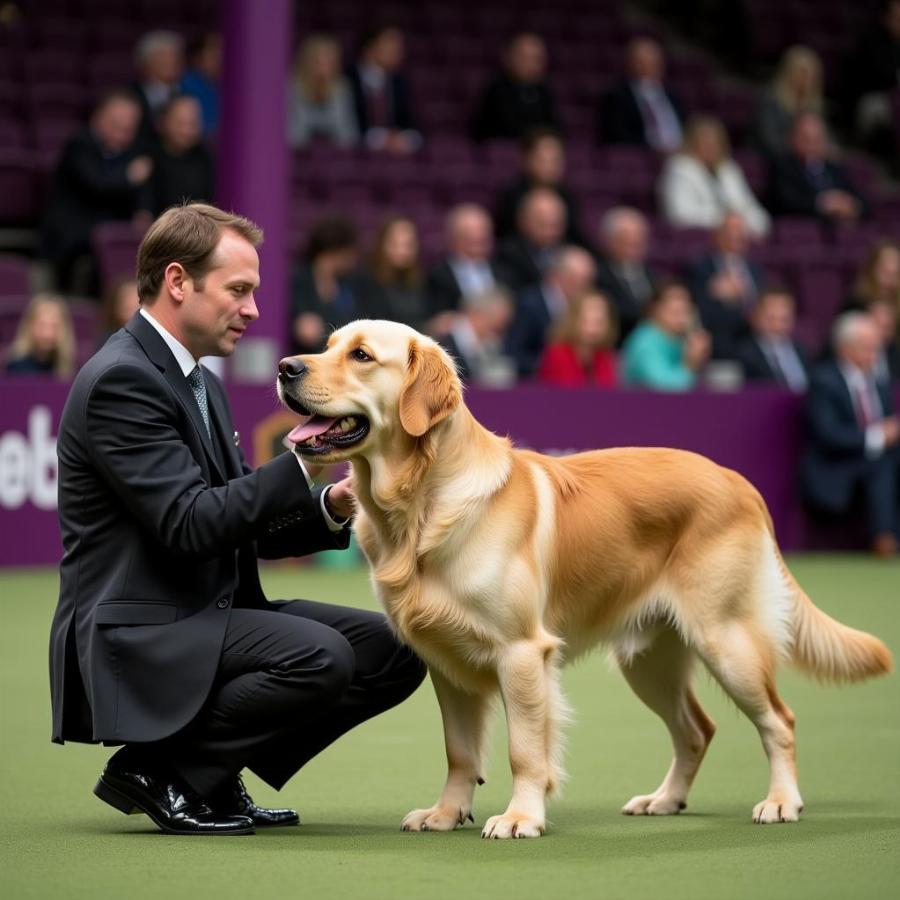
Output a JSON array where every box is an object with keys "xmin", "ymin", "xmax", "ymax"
[
  {"xmin": 401, "ymin": 669, "xmax": 494, "ymax": 832},
  {"xmin": 482, "ymin": 639, "xmax": 565, "ymax": 839}
]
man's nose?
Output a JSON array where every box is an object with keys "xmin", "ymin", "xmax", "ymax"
[{"xmin": 278, "ymin": 357, "xmax": 307, "ymax": 381}]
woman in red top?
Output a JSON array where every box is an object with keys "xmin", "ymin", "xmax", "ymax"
[{"xmin": 537, "ymin": 289, "xmax": 618, "ymax": 386}]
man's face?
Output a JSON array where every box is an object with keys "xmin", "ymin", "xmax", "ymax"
[
  {"xmin": 160, "ymin": 97, "xmax": 202, "ymax": 152},
  {"xmin": 369, "ymin": 29, "xmax": 404, "ymax": 71},
  {"xmin": 715, "ymin": 214, "xmax": 748, "ymax": 256},
  {"xmin": 520, "ymin": 194, "xmax": 565, "ymax": 248},
  {"xmin": 144, "ymin": 44, "xmax": 183, "ymax": 84},
  {"xmin": 525, "ymin": 136, "xmax": 564, "ymax": 184},
  {"xmin": 554, "ymin": 251, "xmax": 597, "ymax": 300},
  {"xmin": 628, "ymin": 39, "xmax": 663, "ymax": 82},
  {"xmin": 93, "ymin": 98, "xmax": 141, "ymax": 153},
  {"xmin": 754, "ymin": 295, "xmax": 795, "ymax": 340},
  {"xmin": 607, "ymin": 214, "xmax": 648, "ymax": 263},
  {"xmin": 840, "ymin": 321, "xmax": 880, "ymax": 372},
  {"xmin": 180, "ymin": 229, "xmax": 260, "ymax": 358},
  {"xmin": 451, "ymin": 210, "xmax": 493, "ymax": 260},
  {"xmin": 792, "ymin": 115, "xmax": 827, "ymax": 161},
  {"xmin": 506, "ymin": 35, "xmax": 547, "ymax": 82}
]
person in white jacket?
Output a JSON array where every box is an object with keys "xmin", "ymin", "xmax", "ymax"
[{"xmin": 658, "ymin": 115, "xmax": 770, "ymax": 239}]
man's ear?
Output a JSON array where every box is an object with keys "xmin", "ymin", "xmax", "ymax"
[
  {"xmin": 164, "ymin": 262, "xmax": 188, "ymax": 303},
  {"xmin": 398, "ymin": 340, "xmax": 462, "ymax": 437}
]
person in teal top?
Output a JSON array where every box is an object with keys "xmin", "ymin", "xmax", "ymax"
[{"xmin": 621, "ymin": 281, "xmax": 711, "ymax": 390}]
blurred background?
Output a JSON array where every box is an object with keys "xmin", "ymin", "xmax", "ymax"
[{"xmin": 0, "ymin": 0, "xmax": 899, "ymax": 564}]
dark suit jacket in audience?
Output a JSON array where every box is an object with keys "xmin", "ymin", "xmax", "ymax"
[
  {"xmin": 346, "ymin": 65, "xmax": 419, "ymax": 137},
  {"xmin": 472, "ymin": 73, "xmax": 560, "ymax": 142},
  {"xmin": 425, "ymin": 258, "xmax": 505, "ymax": 317},
  {"xmin": 504, "ymin": 283, "xmax": 561, "ymax": 378},
  {"xmin": 140, "ymin": 142, "xmax": 215, "ymax": 217},
  {"xmin": 495, "ymin": 236, "xmax": 558, "ymax": 293},
  {"xmin": 598, "ymin": 79, "xmax": 685, "ymax": 146},
  {"xmin": 769, "ymin": 154, "xmax": 869, "ymax": 219},
  {"xmin": 737, "ymin": 336, "xmax": 810, "ymax": 389},
  {"xmin": 595, "ymin": 257, "xmax": 656, "ymax": 344},
  {"xmin": 495, "ymin": 178, "xmax": 588, "ymax": 248}
]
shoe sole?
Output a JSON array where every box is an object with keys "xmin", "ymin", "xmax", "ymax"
[{"xmin": 94, "ymin": 777, "xmax": 255, "ymax": 836}]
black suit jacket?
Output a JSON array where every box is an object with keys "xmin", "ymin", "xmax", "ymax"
[
  {"xmin": 50, "ymin": 312, "xmax": 349, "ymax": 745},
  {"xmin": 495, "ymin": 235, "xmax": 556, "ymax": 293},
  {"xmin": 471, "ymin": 73, "xmax": 560, "ymax": 142},
  {"xmin": 737, "ymin": 335, "xmax": 810, "ymax": 387},
  {"xmin": 769, "ymin": 154, "xmax": 869, "ymax": 219},
  {"xmin": 595, "ymin": 257, "xmax": 656, "ymax": 344},
  {"xmin": 800, "ymin": 360, "xmax": 894, "ymax": 512},
  {"xmin": 347, "ymin": 65, "xmax": 419, "ymax": 136},
  {"xmin": 424, "ymin": 258, "xmax": 505, "ymax": 317},
  {"xmin": 598, "ymin": 79, "xmax": 685, "ymax": 146},
  {"xmin": 504, "ymin": 283, "xmax": 557, "ymax": 378},
  {"xmin": 438, "ymin": 332, "xmax": 473, "ymax": 384}
]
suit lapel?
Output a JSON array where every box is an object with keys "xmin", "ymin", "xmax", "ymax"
[{"xmin": 206, "ymin": 382, "xmax": 242, "ymax": 478}]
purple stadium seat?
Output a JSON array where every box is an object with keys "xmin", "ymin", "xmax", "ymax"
[
  {"xmin": 793, "ymin": 261, "xmax": 846, "ymax": 354},
  {"xmin": 25, "ymin": 83, "xmax": 91, "ymax": 121},
  {"xmin": 24, "ymin": 50, "xmax": 84, "ymax": 84},
  {"xmin": 0, "ymin": 295, "xmax": 31, "ymax": 348},
  {"xmin": 91, "ymin": 222, "xmax": 146, "ymax": 291},
  {"xmin": 772, "ymin": 217, "xmax": 824, "ymax": 247},
  {"xmin": 69, "ymin": 299, "xmax": 100, "ymax": 349},
  {"xmin": 0, "ymin": 255, "xmax": 31, "ymax": 298},
  {"xmin": 32, "ymin": 119, "xmax": 81, "ymax": 158},
  {"xmin": 0, "ymin": 151, "xmax": 37, "ymax": 224},
  {"xmin": 0, "ymin": 119, "xmax": 27, "ymax": 150}
]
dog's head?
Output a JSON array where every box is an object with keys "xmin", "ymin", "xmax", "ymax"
[{"xmin": 277, "ymin": 320, "xmax": 463, "ymax": 463}]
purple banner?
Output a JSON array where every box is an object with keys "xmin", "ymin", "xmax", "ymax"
[{"xmin": 0, "ymin": 377, "xmax": 855, "ymax": 568}]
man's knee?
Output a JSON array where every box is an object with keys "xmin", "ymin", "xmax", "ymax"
[{"xmin": 271, "ymin": 628, "xmax": 355, "ymax": 705}]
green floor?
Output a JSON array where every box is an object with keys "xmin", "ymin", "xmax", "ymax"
[{"xmin": 1, "ymin": 558, "xmax": 898, "ymax": 900}]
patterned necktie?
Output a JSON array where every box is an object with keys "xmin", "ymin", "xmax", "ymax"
[{"xmin": 187, "ymin": 365, "xmax": 211, "ymax": 437}]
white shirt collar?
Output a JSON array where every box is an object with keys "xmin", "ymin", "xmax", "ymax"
[{"xmin": 140, "ymin": 307, "xmax": 198, "ymax": 377}]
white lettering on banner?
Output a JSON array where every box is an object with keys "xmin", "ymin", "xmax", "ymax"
[{"xmin": 0, "ymin": 406, "xmax": 58, "ymax": 510}]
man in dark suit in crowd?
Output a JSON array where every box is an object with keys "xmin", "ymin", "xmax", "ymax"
[
  {"xmin": 347, "ymin": 25, "xmax": 421, "ymax": 154},
  {"xmin": 131, "ymin": 30, "xmax": 185, "ymax": 147},
  {"xmin": 41, "ymin": 89, "xmax": 153, "ymax": 292},
  {"xmin": 690, "ymin": 213, "xmax": 765, "ymax": 360},
  {"xmin": 801, "ymin": 312, "xmax": 899, "ymax": 557},
  {"xmin": 737, "ymin": 287, "xmax": 809, "ymax": 391},
  {"xmin": 505, "ymin": 245, "xmax": 596, "ymax": 378},
  {"xmin": 595, "ymin": 206, "xmax": 656, "ymax": 343},
  {"xmin": 472, "ymin": 32, "xmax": 560, "ymax": 142},
  {"xmin": 598, "ymin": 35, "xmax": 685, "ymax": 152},
  {"xmin": 49, "ymin": 203, "xmax": 425, "ymax": 835},
  {"xmin": 769, "ymin": 112, "xmax": 869, "ymax": 223}
]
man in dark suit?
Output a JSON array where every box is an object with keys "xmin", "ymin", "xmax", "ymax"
[
  {"xmin": 131, "ymin": 30, "xmax": 185, "ymax": 148},
  {"xmin": 801, "ymin": 312, "xmax": 899, "ymax": 557},
  {"xmin": 769, "ymin": 112, "xmax": 869, "ymax": 223},
  {"xmin": 41, "ymin": 89, "xmax": 153, "ymax": 292},
  {"xmin": 49, "ymin": 203, "xmax": 425, "ymax": 835},
  {"xmin": 598, "ymin": 36, "xmax": 685, "ymax": 152},
  {"xmin": 737, "ymin": 287, "xmax": 809, "ymax": 391}
]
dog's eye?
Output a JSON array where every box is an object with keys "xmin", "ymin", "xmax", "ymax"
[{"xmin": 350, "ymin": 348, "xmax": 373, "ymax": 362}]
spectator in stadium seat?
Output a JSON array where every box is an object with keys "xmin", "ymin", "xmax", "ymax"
[
  {"xmin": 595, "ymin": 206, "xmax": 656, "ymax": 343},
  {"xmin": 439, "ymin": 286, "xmax": 516, "ymax": 386},
  {"xmin": 495, "ymin": 128, "xmax": 588, "ymax": 247},
  {"xmin": 139, "ymin": 96, "xmax": 215, "ymax": 218},
  {"xmin": 41, "ymin": 89, "xmax": 153, "ymax": 293},
  {"xmin": 769, "ymin": 112, "xmax": 869, "ymax": 224},
  {"xmin": 356, "ymin": 215, "xmax": 428, "ymax": 333},
  {"xmin": 290, "ymin": 214, "xmax": 362, "ymax": 353},
  {"xmin": 598, "ymin": 35, "xmax": 685, "ymax": 152},
  {"xmin": 505, "ymin": 245, "xmax": 597, "ymax": 378},
  {"xmin": 801, "ymin": 312, "xmax": 899, "ymax": 557},
  {"xmin": 844, "ymin": 239, "xmax": 900, "ymax": 314},
  {"xmin": 132, "ymin": 30, "xmax": 185, "ymax": 146},
  {"xmin": 659, "ymin": 115, "xmax": 770, "ymax": 238},
  {"xmin": 425, "ymin": 204, "xmax": 504, "ymax": 336},
  {"xmin": 754, "ymin": 45, "xmax": 825, "ymax": 160},
  {"xmin": 537, "ymin": 289, "xmax": 618, "ymax": 387},
  {"xmin": 689, "ymin": 213, "xmax": 765, "ymax": 360},
  {"xmin": 288, "ymin": 35, "xmax": 359, "ymax": 148},
  {"xmin": 736, "ymin": 287, "xmax": 810, "ymax": 392},
  {"xmin": 868, "ymin": 298, "xmax": 900, "ymax": 384},
  {"xmin": 495, "ymin": 188, "xmax": 567, "ymax": 293},
  {"xmin": 97, "ymin": 277, "xmax": 141, "ymax": 348},
  {"xmin": 621, "ymin": 281, "xmax": 711, "ymax": 391},
  {"xmin": 347, "ymin": 25, "xmax": 421, "ymax": 154},
  {"xmin": 180, "ymin": 33, "xmax": 221, "ymax": 135},
  {"xmin": 4, "ymin": 294, "xmax": 75, "ymax": 377},
  {"xmin": 472, "ymin": 33, "xmax": 560, "ymax": 142}
]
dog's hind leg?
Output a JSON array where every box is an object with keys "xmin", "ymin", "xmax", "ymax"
[{"xmin": 618, "ymin": 626, "xmax": 716, "ymax": 816}]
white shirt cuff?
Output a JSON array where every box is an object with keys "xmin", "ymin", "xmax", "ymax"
[{"xmin": 864, "ymin": 424, "xmax": 886, "ymax": 459}]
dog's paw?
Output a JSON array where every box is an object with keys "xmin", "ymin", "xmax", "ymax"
[
  {"xmin": 752, "ymin": 797, "xmax": 803, "ymax": 824},
  {"xmin": 621, "ymin": 792, "xmax": 686, "ymax": 816},
  {"xmin": 481, "ymin": 812, "xmax": 544, "ymax": 839},
  {"xmin": 401, "ymin": 805, "xmax": 473, "ymax": 832}
]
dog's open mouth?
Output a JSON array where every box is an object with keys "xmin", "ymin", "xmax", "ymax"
[{"xmin": 286, "ymin": 413, "xmax": 371, "ymax": 455}]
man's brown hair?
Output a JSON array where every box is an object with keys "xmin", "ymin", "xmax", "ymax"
[{"xmin": 136, "ymin": 203, "xmax": 264, "ymax": 304}]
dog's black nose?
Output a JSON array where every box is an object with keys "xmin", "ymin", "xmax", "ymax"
[{"xmin": 278, "ymin": 358, "xmax": 307, "ymax": 381}]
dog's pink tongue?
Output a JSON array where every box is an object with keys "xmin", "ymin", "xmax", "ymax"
[{"xmin": 287, "ymin": 415, "xmax": 338, "ymax": 443}]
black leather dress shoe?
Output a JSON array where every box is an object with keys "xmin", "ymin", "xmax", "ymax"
[
  {"xmin": 94, "ymin": 751, "xmax": 255, "ymax": 836},
  {"xmin": 212, "ymin": 775, "xmax": 299, "ymax": 828}
]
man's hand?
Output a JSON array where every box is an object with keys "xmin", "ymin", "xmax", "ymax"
[
  {"xmin": 684, "ymin": 329, "xmax": 711, "ymax": 372},
  {"xmin": 127, "ymin": 156, "xmax": 153, "ymax": 185},
  {"xmin": 882, "ymin": 416, "xmax": 900, "ymax": 447},
  {"xmin": 325, "ymin": 476, "xmax": 355, "ymax": 521}
]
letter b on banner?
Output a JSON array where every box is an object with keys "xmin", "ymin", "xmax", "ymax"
[{"xmin": 0, "ymin": 406, "xmax": 58, "ymax": 510}]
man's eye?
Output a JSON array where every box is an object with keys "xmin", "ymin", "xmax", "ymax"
[{"xmin": 351, "ymin": 348, "xmax": 372, "ymax": 362}]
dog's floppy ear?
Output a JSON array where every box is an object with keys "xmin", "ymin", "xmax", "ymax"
[{"xmin": 399, "ymin": 340, "xmax": 462, "ymax": 437}]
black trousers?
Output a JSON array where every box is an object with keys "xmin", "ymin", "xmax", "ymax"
[{"xmin": 135, "ymin": 600, "xmax": 426, "ymax": 798}]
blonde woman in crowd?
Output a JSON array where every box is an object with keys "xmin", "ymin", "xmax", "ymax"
[
  {"xmin": 845, "ymin": 240, "xmax": 900, "ymax": 314},
  {"xmin": 5, "ymin": 294, "xmax": 75, "ymax": 377}
]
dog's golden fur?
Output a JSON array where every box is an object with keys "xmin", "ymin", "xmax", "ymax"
[{"xmin": 278, "ymin": 320, "xmax": 893, "ymax": 839}]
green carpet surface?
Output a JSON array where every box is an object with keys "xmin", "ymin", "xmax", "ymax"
[{"xmin": 1, "ymin": 558, "xmax": 898, "ymax": 900}]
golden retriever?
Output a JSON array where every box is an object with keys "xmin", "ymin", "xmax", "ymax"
[{"xmin": 276, "ymin": 320, "xmax": 892, "ymax": 839}]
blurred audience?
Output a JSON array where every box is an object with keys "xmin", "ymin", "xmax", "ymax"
[
  {"xmin": 97, "ymin": 277, "xmax": 140, "ymax": 348},
  {"xmin": 869, "ymin": 299, "xmax": 900, "ymax": 384},
  {"xmin": 347, "ymin": 25, "xmax": 421, "ymax": 154},
  {"xmin": 4, "ymin": 294, "xmax": 75, "ymax": 378},
  {"xmin": 769, "ymin": 112, "xmax": 868, "ymax": 224},
  {"xmin": 495, "ymin": 128, "xmax": 588, "ymax": 247},
  {"xmin": 621, "ymin": 281, "xmax": 711, "ymax": 390},
  {"xmin": 180, "ymin": 32, "xmax": 221, "ymax": 135},
  {"xmin": 659, "ymin": 115, "xmax": 770, "ymax": 238},
  {"xmin": 505, "ymin": 246, "xmax": 597, "ymax": 378},
  {"xmin": 689, "ymin": 213, "xmax": 765, "ymax": 359},
  {"xmin": 537, "ymin": 289, "xmax": 618, "ymax": 387},
  {"xmin": 426, "ymin": 204, "xmax": 503, "ymax": 335},
  {"xmin": 754, "ymin": 46, "xmax": 825, "ymax": 160},
  {"xmin": 595, "ymin": 207, "xmax": 656, "ymax": 343},
  {"xmin": 495, "ymin": 188, "xmax": 567, "ymax": 292},
  {"xmin": 290, "ymin": 214, "xmax": 362, "ymax": 352},
  {"xmin": 139, "ymin": 96, "xmax": 214, "ymax": 218},
  {"xmin": 132, "ymin": 30, "xmax": 185, "ymax": 146},
  {"xmin": 288, "ymin": 35, "xmax": 359, "ymax": 148},
  {"xmin": 801, "ymin": 312, "xmax": 899, "ymax": 557},
  {"xmin": 472, "ymin": 33, "xmax": 560, "ymax": 142},
  {"xmin": 357, "ymin": 215, "xmax": 428, "ymax": 332},
  {"xmin": 599, "ymin": 35, "xmax": 685, "ymax": 152},
  {"xmin": 439, "ymin": 287, "xmax": 516, "ymax": 386},
  {"xmin": 41, "ymin": 89, "xmax": 152, "ymax": 293},
  {"xmin": 844, "ymin": 239, "xmax": 900, "ymax": 313},
  {"xmin": 736, "ymin": 287, "xmax": 809, "ymax": 391}
]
